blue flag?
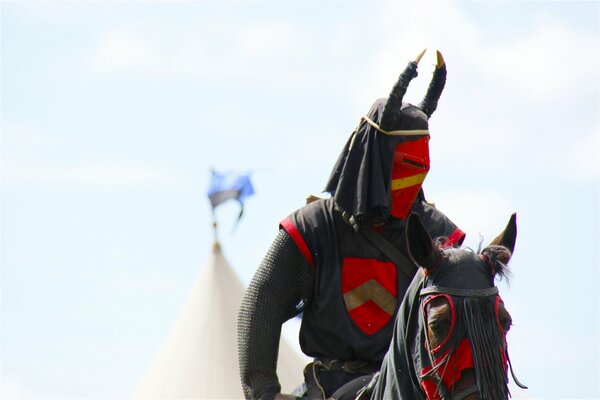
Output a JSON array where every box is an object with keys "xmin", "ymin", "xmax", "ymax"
[{"xmin": 207, "ymin": 170, "xmax": 254, "ymax": 220}]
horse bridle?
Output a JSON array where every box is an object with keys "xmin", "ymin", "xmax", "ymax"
[
  {"xmin": 419, "ymin": 285, "xmax": 527, "ymax": 400},
  {"xmin": 420, "ymin": 286, "xmax": 499, "ymax": 298},
  {"xmin": 420, "ymin": 285, "xmax": 496, "ymax": 400}
]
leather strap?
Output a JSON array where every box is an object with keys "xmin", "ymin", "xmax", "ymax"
[
  {"xmin": 315, "ymin": 358, "xmax": 380, "ymax": 374},
  {"xmin": 450, "ymin": 384, "xmax": 479, "ymax": 400},
  {"xmin": 340, "ymin": 211, "xmax": 417, "ymax": 281},
  {"xmin": 359, "ymin": 225, "xmax": 417, "ymax": 280},
  {"xmin": 420, "ymin": 286, "xmax": 499, "ymax": 298}
]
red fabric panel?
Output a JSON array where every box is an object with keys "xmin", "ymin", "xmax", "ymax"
[
  {"xmin": 279, "ymin": 218, "xmax": 315, "ymax": 270},
  {"xmin": 348, "ymin": 300, "xmax": 392, "ymax": 336},
  {"xmin": 420, "ymin": 338, "xmax": 475, "ymax": 400},
  {"xmin": 342, "ymin": 257, "xmax": 398, "ymax": 335},
  {"xmin": 342, "ymin": 257, "xmax": 397, "ymax": 296},
  {"xmin": 444, "ymin": 227, "xmax": 466, "ymax": 248}
]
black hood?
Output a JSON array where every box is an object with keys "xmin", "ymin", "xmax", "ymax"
[
  {"xmin": 324, "ymin": 99, "xmax": 430, "ymax": 225},
  {"xmin": 324, "ymin": 52, "xmax": 446, "ymax": 225}
]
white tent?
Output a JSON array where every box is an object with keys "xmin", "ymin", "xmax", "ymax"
[{"xmin": 135, "ymin": 241, "xmax": 307, "ymax": 399}]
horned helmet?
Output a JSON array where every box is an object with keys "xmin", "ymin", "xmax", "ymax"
[{"xmin": 325, "ymin": 50, "xmax": 447, "ymax": 224}]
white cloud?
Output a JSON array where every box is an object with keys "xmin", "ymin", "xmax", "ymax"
[
  {"xmin": 2, "ymin": 121, "xmax": 51, "ymax": 155},
  {"xmin": 90, "ymin": 31, "xmax": 160, "ymax": 74},
  {"xmin": 0, "ymin": 374, "xmax": 26, "ymax": 399},
  {"xmin": 2, "ymin": 122, "xmax": 180, "ymax": 187},
  {"xmin": 88, "ymin": 20, "xmax": 325, "ymax": 85},
  {"xmin": 3, "ymin": 159, "xmax": 179, "ymax": 187},
  {"xmin": 505, "ymin": 315, "xmax": 600, "ymax": 398},
  {"xmin": 354, "ymin": 3, "xmax": 599, "ymax": 105},
  {"xmin": 562, "ymin": 132, "xmax": 600, "ymax": 183},
  {"xmin": 475, "ymin": 19, "xmax": 599, "ymax": 101},
  {"xmin": 239, "ymin": 21, "xmax": 302, "ymax": 59},
  {"xmin": 171, "ymin": 20, "xmax": 324, "ymax": 84}
]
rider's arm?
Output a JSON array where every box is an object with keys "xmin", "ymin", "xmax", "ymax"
[{"xmin": 238, "ymin": 229, "xmax": 314, "ymax": 400}]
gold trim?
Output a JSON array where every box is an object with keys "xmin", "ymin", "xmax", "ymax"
[
  {"xmin": 391, "ymin": 172, "xmax": 428, "ymax": 190},
  {"xmin": 362, "ymin": 116, "xmax": 429, "ymax": 137}
]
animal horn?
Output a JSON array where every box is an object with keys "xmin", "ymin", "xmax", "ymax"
[
  {"xmin": 379, "ymin": 49, "xmax": 425, "ymax": 131},
  {"xmin": 489, "ymin": 213, "xmax": 517, "ymax": 254},
  {"xmin": 418, "ymin": 50, "xmax": 447, "ymax": 118}
]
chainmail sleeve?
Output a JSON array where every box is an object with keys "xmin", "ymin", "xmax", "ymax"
[{"xmin": 238, "ymin": 229, "xmax": 314, "ymax": 400}]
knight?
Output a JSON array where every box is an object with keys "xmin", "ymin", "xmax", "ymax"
[{"xmin": 237, "ymin": 50, "xmax": 465, "ymax": 400}]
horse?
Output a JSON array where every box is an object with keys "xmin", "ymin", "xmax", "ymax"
[{"xmin": 343, "ymin": 212, "xmax": 527, "ymax": 400}]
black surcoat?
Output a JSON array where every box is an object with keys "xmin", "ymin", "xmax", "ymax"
[{"xmin": 280, "ymin": 196, "xmax": 464, "ymax": 363}]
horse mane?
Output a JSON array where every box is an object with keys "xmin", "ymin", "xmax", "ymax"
[
  {"xmin": 481, "ymin": 244, "xmax": 512, "ymax": 282},
  {"xmin": 428, "ymin": 236, "xmax": 512, "ymax": 282}
]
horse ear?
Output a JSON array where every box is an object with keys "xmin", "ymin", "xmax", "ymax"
[
  {"xmin": 488, "ymin": 213, "xmax": 517, "ymax": 254},
  {"xmin": 406, "ymin": 213, "xmax": 437, "ymax": 272}
]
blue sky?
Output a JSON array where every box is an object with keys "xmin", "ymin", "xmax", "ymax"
[{"xmin": 2, "ymin": 1, "xmax": 598, "ymax": 399}]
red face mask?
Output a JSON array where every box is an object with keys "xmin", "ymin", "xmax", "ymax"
[{"xmin": 390, "ymin": 136, "xmax": 430, "ymax": 219}]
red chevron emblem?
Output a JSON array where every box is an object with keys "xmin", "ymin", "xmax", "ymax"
[{"xmin": 342, "ymin": 257, "xmax": 398, "ymax": 336}]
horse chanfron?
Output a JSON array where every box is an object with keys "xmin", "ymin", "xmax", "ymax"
[{"xmin": 368, "ymin": 213, "xmax": 527, "ymax": 400}]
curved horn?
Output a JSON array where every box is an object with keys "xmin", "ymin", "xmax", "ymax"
[
  {"xmin": 418, "ymin": 50, "xmax": 447, "ymax": 118},
  {"xmin": 379, "ymin": 49, "xmax": 425, "ymax": 131}
]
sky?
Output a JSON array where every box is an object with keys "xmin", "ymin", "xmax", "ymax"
[{"xmin": 1, "ymin": 1, "xmax": 599, "ymax": 399}]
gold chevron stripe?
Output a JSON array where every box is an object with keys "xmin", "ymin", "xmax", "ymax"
[
  {"xmin": 391, "ymin": 172, "xmax": 427, "ymax": 190},
  {"xmin": 344, "ymin": 279, "xmax": 397, "ymax": 315}
]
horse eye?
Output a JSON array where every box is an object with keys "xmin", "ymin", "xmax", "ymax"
[{"xmin": 429, "ymin": 320, "xmax": 450, "ymax": 336}]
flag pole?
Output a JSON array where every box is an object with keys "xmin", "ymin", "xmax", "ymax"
[{"xmin": 212, "ymin": 217, "xmax": 221, "ymax": 252}]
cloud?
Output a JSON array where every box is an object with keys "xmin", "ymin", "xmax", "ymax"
[
  {"xmin": 506, "ymin": 314, "xmax": 600, "ymax": 398},
  {"xmin": 90, "ymin": 31, "xmax": 160, "ymax": 74},
  {"xmin": 239, "ymin": 21, "xmax": 304, "ymax": 59},
  {"xmin": 0, "ymin": 374, "xmax": 26, "ymax": 399},
  {"xmin": 2, "ymin": 122, "xmax": 181, "ymax": 187},
  {"xmin": 3, "ymin": 159, "xmax": 179, "ymax": 187},
  {"xmin": 475, "ymin": 19, "xmax": 599, "ymax": 102},
  {"xmin": 561, "ymin": 132, "xmax": 600, "ymax": 184},
  {"xmin": 1, "ymin": 121, "xmax": 51, "ymax": 155},
  {"xmin": 350, "ymin": 2, "xmax": 598, "ymax": 111},
  {"xmin": 87, "ymin": 20, "xmax": 325, "ymax": 85},
  {"xmin": 171, "ymin": 20, "xmax": 326, "ymax": 84}
]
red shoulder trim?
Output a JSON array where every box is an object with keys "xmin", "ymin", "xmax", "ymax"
[
  {"xmin": 280, "ymin": 218, "xmax": 315, "ymax": 270},
  {"xmin": 444, "ymin": 228, "xmax": 466, "ymax": 248}
]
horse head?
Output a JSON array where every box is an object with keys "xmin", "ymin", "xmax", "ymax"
[{"xmin": 371, "ymin": 213, "xmax": 526, "ymax": 400}]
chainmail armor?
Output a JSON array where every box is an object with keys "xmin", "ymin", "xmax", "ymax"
[{"xmin": 238, "ymin": 229, "xmax": 314, "ymax": 400}]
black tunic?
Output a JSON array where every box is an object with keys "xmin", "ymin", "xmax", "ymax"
[{"xmin": 280, "ymin": 197, "xmax": 464, "ymax": 363}]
